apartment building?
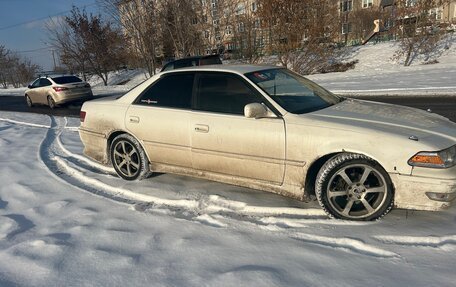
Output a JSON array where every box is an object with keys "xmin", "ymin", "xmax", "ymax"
[{"xmin": 339, "ymin": 0, "xmax": 456, "ymax": 45}]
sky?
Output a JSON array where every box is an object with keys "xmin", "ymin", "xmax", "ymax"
[{"xmin": 0, "ymin": 0, "xmax": 103, "ymax": 71}]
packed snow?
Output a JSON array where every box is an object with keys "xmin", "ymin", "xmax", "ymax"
[
  {"xmin": 0, "ymin": 37, "xmax": 456, "ymax": 286},
  {"xmin": 0, "ymin": 110, "xmax": 456, "ymax": 286}
]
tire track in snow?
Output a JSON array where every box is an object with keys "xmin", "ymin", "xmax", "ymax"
[
  {"xmin": 375, "ymin": 235, "xmax": 456, "ymax": 248},
  {"xmin": 10, "ymin": 114, "xmax": 398, "ymax": 258}
]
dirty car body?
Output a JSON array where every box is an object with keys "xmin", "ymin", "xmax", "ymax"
[{"xmin": 79, "ymin": 65, "xmax": 456, "ymax": 220}]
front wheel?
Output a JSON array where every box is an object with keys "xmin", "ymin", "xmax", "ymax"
[
  {"xmin": 110, "ymin": 134, "xmax": 151, "ymax": 180},
  {"xmin": 315, "ymin": 153, "xmax": 394, "ymax": 221}
]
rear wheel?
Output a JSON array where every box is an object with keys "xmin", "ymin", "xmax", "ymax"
[
  {"xmin": 315, "ymin": 153, "xmax": 394, "ymax": 221},
  {"xmin": 47, "ymin": 96, "xmax": 56, "ymax": 109},
  {"xmin": 110, "ymin": 134, "xmax": 151, "ymax": 180},
  {"xmin": 25, "ymin": 95, "xmax": 33, "ymax": 107}
]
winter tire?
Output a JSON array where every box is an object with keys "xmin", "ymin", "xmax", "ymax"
[
  {"xmin": 315, "ymin": 153, "xmax": 394, "ymax": 221},
  {"xmin": 47, "ymin": 96, "xmax": 56, "ymax": 109},
  {"xmin": 25, "ymin": 95, "xmax": 33, "ymax": 107},
  {"xmin": 110, "ymin": 134, "xmax": 151, "ymax": 180}
]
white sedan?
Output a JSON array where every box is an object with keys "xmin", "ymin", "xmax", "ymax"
[{"xmin": 79, "ymin": 65, "xmax": 456, "ymax": 220}]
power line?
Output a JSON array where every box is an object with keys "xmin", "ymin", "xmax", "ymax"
[
  {"xmin": 15, "ymin": 47, "xmax": 53, "ymax": 54},
  {"xmin": 0, "ymin": 2, "xmax": 97, "ymax": 31}
]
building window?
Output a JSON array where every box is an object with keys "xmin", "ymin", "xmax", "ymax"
[
  {"xmin": 362, "ymin": 0, "xmax": 373, "ymax": 8},
  {"xmin": 204, "ymin": 30, "xmax": 210, "ymax": 38},
  {"xmin": 429, "ymin": 8, "xmax": 442, "ymax": 20},
  {"xmin": 254, "ymin": 19, "xmax": 261, "ymax": 28},
  {"xmin": 251, "ymin": 2, "xmax": 257, "ymax": 12},
  {"xmin": 406, "ymin": 0, "xmax": 417, "ymax": 7},
  {"xmin": 342, "ymin": 23, "xmax": 352, "ymax": 34},
  {"xmin": 191, "ymin": 18, "xmax": 198, "ymax": 25},
  {"xmin": 226, "ymin": 26, "xmax": 232, "ymax": 35},
  {"xmin": 341, "ymin": 0, "xmax": 353, "ymax": 12},
  {"xmin": 236, "ymin": 3, "xmax": 246, "ymax": 15},
  {"xmin": 238, "ymin": 22, "xmax": 245, "ymax": 32}
]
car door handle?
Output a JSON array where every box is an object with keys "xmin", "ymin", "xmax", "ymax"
[
  {"xmin": 194, "ymin": 124, "xmax": 209, "ymax": 133},
  {"xmin": 129, "ymin": 116, "xmax": 140, "ymax": 123}
]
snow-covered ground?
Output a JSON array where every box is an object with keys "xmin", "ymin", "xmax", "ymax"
[
  {"xmin": 1, "ymin": 110, "xmax": 456, "ymax": 286},
  {"xmin": 307, "ymin": 36, "xmax": 456, "ymax": 96}
]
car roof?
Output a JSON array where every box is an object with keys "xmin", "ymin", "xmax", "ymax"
[{"xmin": 160, "ymin": 64, "xmax": 281, "ymax": 75}]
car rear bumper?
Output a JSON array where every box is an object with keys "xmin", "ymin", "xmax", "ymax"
[
  {"xmin": 79, "ymin": 127, "xmax": 108, "ymax": 164},
  {"xmin": 391, "ymin": 173, "xmax": 456, "ymax": 211},
  {"xmin": 54, "ymin": 91, "xmax": 93, "ymax": 105}
]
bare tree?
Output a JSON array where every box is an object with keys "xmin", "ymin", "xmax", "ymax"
[
  {"xmin": 48, "ymin": 7, "xmax": 126, "ymax": 85},
  {"xmin": 99, "ymin": 0, "xmax": 159, "ymax": 75},
  {"xmin": 158, "ymin": 0, "xmax": 203, "ymax": 58},
  {"xmin": 0, "ymin": 46, "xmax": 40, "ymax": 88},
  {"xmin": 394, "ymin": 0, "xmax": 451, "ymax": 66},
  {"xmin": 230, "ymin": 1, "xmax": 264, "ymax": 63},
  {"xmin": 259, "ymin": 0, "xmax": 340, "ymax": 74}
]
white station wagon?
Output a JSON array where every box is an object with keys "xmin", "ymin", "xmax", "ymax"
[{"xmin": 79, "ymin": 65, "xmax": 456, "ymax": 220}]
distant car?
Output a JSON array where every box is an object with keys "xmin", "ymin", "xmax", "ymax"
[
  {"xmin": 160, "ymin": 54, "xmax": 222, "ymax": 72},
  {"xmin": 25, "ymin": 75, "xmax": 93, "ymax": 109},
  {"xmin": 79, "ymin": 65, "xmax": 456, "ymax": 221}
]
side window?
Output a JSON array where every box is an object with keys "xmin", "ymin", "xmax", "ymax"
[
  {"xmin": 162, "ymin": 63, "xmax": 174, "ymax": 71},
  {"xmin": 31, "ymin": 79, "xmax": 40, "ymax": 88},
  {"xmin": 174, "ymin": 60, "xmax": 190, "ymax": 69},
  {"xmin": 195, "ymin": 73, "xmax": 262, "ymax": 115},
  {"xmin": 39, "ymin": 79, "xmax": 52, "ymax": 87},
  {"xmin": 136, "ymin": 73, "xmax": 194, "ymax": 109}
]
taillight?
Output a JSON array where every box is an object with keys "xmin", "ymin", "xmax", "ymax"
[
  {"xmin": 80, "ymin": 111, "xmax": 86, "ymax": 122},
  {"xmin": 53, "ymin": 86, "xmax": 68, "ymax": 92}
]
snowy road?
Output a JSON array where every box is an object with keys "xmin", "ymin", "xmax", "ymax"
[
  {"xmin": 0, "ymin": 111, "xmax": 456, "ymax": 286},
  {"xmin": 0, "ymin": 93, "xmax": 455, "ymax": 122}
]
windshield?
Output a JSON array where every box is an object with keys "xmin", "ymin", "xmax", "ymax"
[{"xmin": 246, "ymin": 68, "xmax": 341, "ymax": 114}]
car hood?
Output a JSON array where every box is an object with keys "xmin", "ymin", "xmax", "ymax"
[{"xmin": 307, "ymin": 99, "xmax": 456, "ymax": 142}]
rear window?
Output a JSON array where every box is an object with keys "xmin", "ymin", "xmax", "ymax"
[{"xmin": 52, "ymin": 76, "xmax": 83, "ymax": 84}]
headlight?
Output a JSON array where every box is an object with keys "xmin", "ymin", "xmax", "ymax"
[{"xmin": 408, "ymin": 145, "xmax": 456, "ymax": 168}]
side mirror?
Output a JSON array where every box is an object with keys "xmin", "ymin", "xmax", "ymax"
[
  {"xmin": 244, "ymin": 103, "xmax": 275, "ymax": 119},
  {"xmin": 27, "ymin": 85, "xmax": 32, "ymax": 89}
]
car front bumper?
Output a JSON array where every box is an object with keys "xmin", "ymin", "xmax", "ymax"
[{"xmin": 391, "ymin": 173, "xmax": 456, "ymax": 211}]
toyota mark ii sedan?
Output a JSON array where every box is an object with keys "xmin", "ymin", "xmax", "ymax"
[
  {"xmin": 79, "ymin": 65, "xmax": 456, "ymax": 220},
  {"xmin": 25, "ymin": 75, "xmax": 93, "ymax": 109}
]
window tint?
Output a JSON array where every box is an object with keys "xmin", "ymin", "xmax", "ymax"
[
  {"xmin": 136, "ymin": 73, "xmax": 194, "ymax": 109},
  {"xmin": 31, "ymin": 79, "xmax": 40, "ymax": 88},
  {"xmin": 52, "ymin": 76, "xmax": 83, "ymax": 84},
  {"xmin": 39, "ymin": 78, "xmax": 52, "ymax": 87},
  {"xmin": 162, "ymin": 63, "xmax": 174, "ymax": 71},
  {"xmin": 195, "ymin": 73, "xmax": 261, "ymax": 115}
]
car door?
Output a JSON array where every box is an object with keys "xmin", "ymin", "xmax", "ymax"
[
  {"xmin": 125, "ymin": 72, "xmax": 194, "ymax": 168},
  {"xmin": 36, "ymin": 78, "xmax": 52, "ymax": 104},
  {"xmin": 191, "ymin": 72, "xmax": 286, "ymax": 184},
  {"xmin": 27, "ymin": 79, "xmax": 43, "ymax": 104}
]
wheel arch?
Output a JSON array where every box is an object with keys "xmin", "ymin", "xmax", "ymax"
[
  {"xmin": 106, "ymin": 130, "xmax": 149, "ymax": 165},
  {"xmin": 304, "ymin": 152, "xmax": 341, "ymax": 197},
  {"xmin": 304, "ymin": 150, "xmax": 393, "ymax": 198}
]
